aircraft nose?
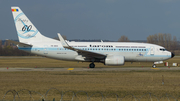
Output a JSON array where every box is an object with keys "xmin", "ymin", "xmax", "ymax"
[{"xmin": 171, "ymin": 52, "xmax": 175, "ymax": 58}]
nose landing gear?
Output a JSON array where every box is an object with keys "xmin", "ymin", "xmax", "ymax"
[{"xmin": 152, "ymin": 64, "xmax": 156, "ymax": 68}]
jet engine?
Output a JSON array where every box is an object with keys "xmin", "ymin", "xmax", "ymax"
[{"xmin": 104, "ymin": 55, "xmax": 125, "ymax": 66}]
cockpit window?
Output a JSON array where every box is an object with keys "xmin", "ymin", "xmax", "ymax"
[{"xmin": 160, "ymin": 48, "xmax": 167, "ymax": 51}]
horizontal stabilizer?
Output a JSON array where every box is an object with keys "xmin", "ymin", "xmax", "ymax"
[{"xmin": 6, "ymin": 39, "xmax": 32, "ymax": 47}]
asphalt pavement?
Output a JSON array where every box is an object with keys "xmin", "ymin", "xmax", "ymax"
[{"xmin": 0, "ymin": 67, "xmax": 179, "ymax": 72}]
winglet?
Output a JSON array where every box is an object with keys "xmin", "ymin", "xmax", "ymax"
[{"xmin": 57, "ymin": 33, "xmax": 69, "ymax": 47}]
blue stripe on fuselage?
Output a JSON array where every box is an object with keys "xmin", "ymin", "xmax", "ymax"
[{"xmin": 18, "ymin": 47, "xmax": 171, "ymax": 58}]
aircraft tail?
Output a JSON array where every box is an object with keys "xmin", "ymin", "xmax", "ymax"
[{"xmin": 11, "ymin": 7, "xmax": 50, "ymax": 44}]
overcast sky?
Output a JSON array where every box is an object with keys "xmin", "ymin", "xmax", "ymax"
[{"xmin": 0, "ymin": 0, "xmax": 180, "ymax": 41}]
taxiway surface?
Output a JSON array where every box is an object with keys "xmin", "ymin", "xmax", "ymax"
[{"xmin": 0, "ymin": 67, "xmax": 179, "ymax": 72}]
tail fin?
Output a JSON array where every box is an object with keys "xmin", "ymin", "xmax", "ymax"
[{"xmin": 11, "ymin": 7, "xmax": 44, "ymax": 43}]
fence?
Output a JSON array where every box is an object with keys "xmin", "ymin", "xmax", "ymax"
[{"xmin": 1, "ymin": 88, "xmax": 180, "ymax": 101}]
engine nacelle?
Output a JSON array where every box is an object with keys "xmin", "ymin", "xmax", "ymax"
[{"xmin": 104, "ymin": 55, "xmax": 125, "ymax": 66}]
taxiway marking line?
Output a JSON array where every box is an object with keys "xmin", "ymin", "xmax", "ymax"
[
  {"xmin": 151, "ymin": 68, "xmax": 160, "ymax": 70},
  {"xmin": 67, "ymin": 68, "xmax": 74, "ymax": 70}
]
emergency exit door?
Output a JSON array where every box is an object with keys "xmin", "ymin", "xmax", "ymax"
[{"xmin": 44, "ymin": 45, "xmax": 48, "ymax": 54}]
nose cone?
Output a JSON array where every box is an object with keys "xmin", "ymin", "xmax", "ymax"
[{"xmin": 171, "ymin": 52, "xmax": 175, "ymax": 58}]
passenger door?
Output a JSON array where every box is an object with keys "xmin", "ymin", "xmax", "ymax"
[{"xmin": 150, "ymin": 46, "xmax": 154, "ymax": 55}]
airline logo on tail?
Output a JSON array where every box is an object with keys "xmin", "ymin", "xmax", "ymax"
[{"xmin": 12, "ymin": 7, "xmax": 38, "ymax": 39}]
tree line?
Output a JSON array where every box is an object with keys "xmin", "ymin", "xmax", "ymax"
[
  {"xmin": 146, "ymin": 33, "xmax": 178, "ymax": 52},
  {"xmin": 118, "ymin": 33, "xmax": 179, "ymax": 54},
  {"xmin": 0, "ymin": 40, "xmax": 32, "ymax": 56}
]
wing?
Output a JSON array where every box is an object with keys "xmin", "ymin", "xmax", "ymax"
[{"xmin": 57, "ymin": 33, "xmax": 106, "ymax": 59}]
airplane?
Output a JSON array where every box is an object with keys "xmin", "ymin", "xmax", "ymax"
[{"xmin": 11, "ymin": 6, "xmax": 175, "ymax": 68}]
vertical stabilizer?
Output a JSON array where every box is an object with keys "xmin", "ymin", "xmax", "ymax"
[{"xmin": 11, "ymin": 7, "xmax": 43, "ymax": 43}]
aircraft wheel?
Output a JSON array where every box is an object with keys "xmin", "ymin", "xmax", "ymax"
[
  {"xmin": 89, "ymin": 63, "xmax": 95, "ymax": 68},
  {"xmin": 152, "ymin": 64, "xmax": 156, "ymax": 68}
]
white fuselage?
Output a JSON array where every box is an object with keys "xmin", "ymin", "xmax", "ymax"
[{"xmin": 18, "ymin": 41, "xmax": 172, "ymax": 63}]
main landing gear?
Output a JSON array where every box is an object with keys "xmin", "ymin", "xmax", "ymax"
[
  {"xmin": 152, "ymin": 64, "xmax": 156, "ymax": 68},
  {"xmin": 89, "ymin": 63, "xmax": 95, "ymax": 68}
]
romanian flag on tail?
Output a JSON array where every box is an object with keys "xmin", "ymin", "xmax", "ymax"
[{"xmin": 12, "ymin": 9, "xmax": 19, "ymax": 12}]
